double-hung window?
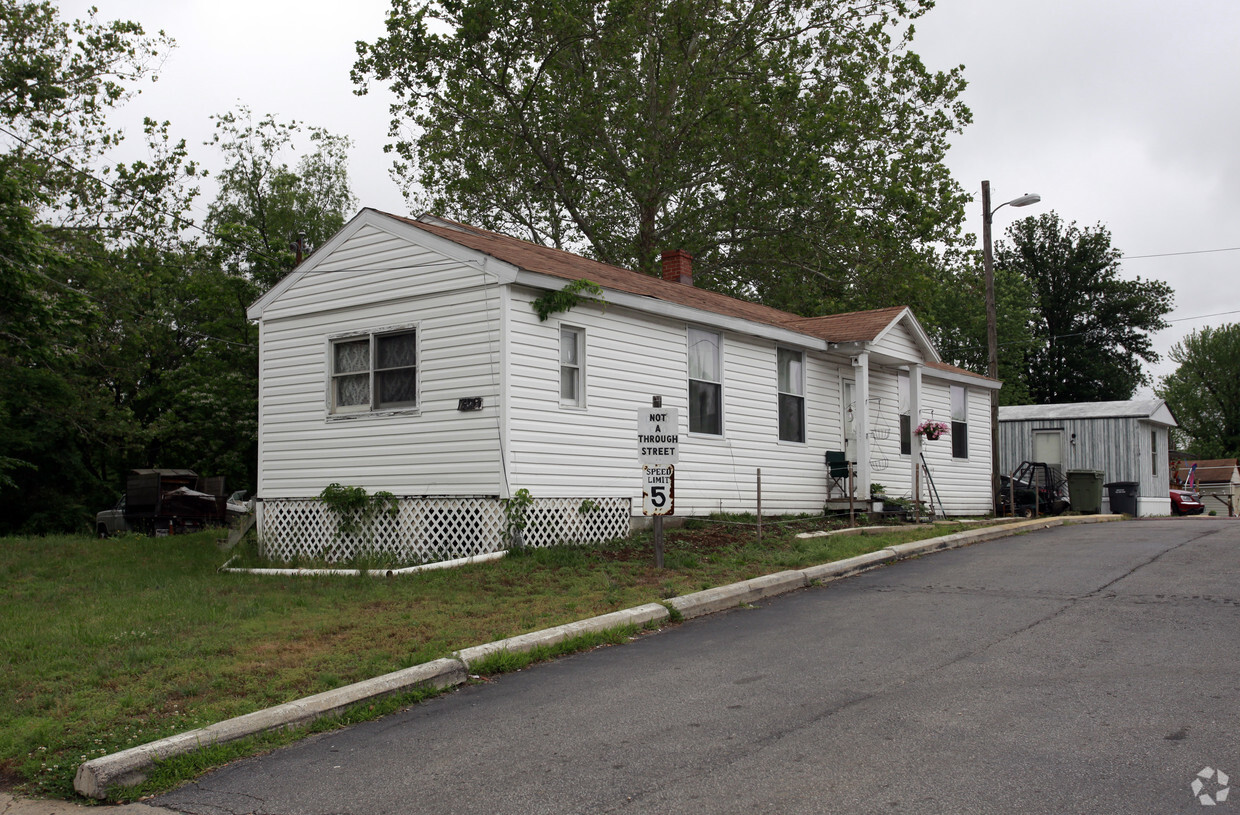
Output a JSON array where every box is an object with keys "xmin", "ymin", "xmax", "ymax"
[
  {"xmin": 330, "ymin": 329, "xmax": 418, "ymax": 414},
  {"xmin": 898, "ymin": 371, "xmax": 911, "ymax": 455},
  {"xmin": 688, "ymin": 328, "xmax": 722, "ymax": 435},
  {"xmin": 560, "ymin": 326, "xmax": 584, "ymax": 407},
  {"xmin": 950, "ymin": 384, "xmax": 968, "ymax": 458},
  {"xmin": 777, "ymin": 348, "xmax": 804, "ymax": 443}
]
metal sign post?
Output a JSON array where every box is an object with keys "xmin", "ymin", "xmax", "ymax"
[{"xmin": 638, "ymin": 397, "xmax": 679, "ymax": 568}]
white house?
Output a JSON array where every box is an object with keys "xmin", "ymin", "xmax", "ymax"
[{"xmin": 246, "ymin": 210, "xmax": 998, "ymax": 562}]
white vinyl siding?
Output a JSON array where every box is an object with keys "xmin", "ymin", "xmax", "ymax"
[
  {"xmin": 255, "ymin": 225, "xmax": 503, "ymax": 498},
  {"xmin": 506, "ymin": 290, "xmax": 837, "ymax": 514},
  {"xmin": 918, "ymin": 377, "xmax": 992, "ymax": 514}
]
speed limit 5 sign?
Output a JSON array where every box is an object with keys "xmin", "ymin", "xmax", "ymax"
[{"xmin": 642, "ymin": 464, "xmax": 675, "ymax": 516}]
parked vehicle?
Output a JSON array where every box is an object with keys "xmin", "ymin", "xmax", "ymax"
[
  {"xmin": 95, "ymin": 469, "xmax": 231, "ymax": 536},
  {"xmin": 1170, "ymin": 488, "xmax": 1205, "ymax": 516}
]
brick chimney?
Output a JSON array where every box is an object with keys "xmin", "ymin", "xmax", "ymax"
[{"xmin": 661, "ymin": 249, "xmax": 693, "ymax": 285}]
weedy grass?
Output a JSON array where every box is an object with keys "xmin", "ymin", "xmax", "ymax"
[{"xmin": 0, "ymin": 516, "xmax": 975, "ymax": 801}]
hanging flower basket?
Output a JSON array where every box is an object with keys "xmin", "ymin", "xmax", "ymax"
[{"xmin": 915, "ymin": 420, "xmax": 950, "ymax": 441}]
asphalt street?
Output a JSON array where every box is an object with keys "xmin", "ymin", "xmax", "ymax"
[{"xmin": 151, "ymin": 519, "xmax": 1240, "ymax": 814}]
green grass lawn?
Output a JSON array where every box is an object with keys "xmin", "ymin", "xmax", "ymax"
[{"xmin": 0, "ymin": 516, "xmax": 974, "ymax": 800}]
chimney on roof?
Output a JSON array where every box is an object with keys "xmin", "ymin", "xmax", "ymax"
[{"xmin": 661, "ymin": 249, "xmax": 693, "ymax": 286}]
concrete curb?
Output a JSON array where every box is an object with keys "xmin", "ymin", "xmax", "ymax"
[
  {"xmin": 668, "ymin": 570, "xmax": 809, "ymax": 619},
  {"xmin": 73, "ymin": 514, "xmax": 1122, "ymax": 800},
  {"xmin": 455, "ymin": 603, "xmax": 671, "ymax": 667},
  {"xmin": 800, "ymin": 548, "xmax": 899, "ymax": 582},
  {"xmin": 73, "ymin": 658, "xmax": 466, "ymax": 799}
]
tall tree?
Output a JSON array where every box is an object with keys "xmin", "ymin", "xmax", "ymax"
[
  {"xmin": 927, "ymin": 248, "xmax": 1036, "ymax": 406},
  {"xmin": 353, "ymin": 0, "xmax": 970, "ymax": 315},
  {"xmin": 205, "ymin": 106, "xmax": 356, "ymax": 291},
  {"xmin": 1158, "ymin": 324, "xmax": 1240, "ymax": 459},
  {"xmin": 0, "ymin": 0, "xmax": 188, "ymax": 532},
  {"xmin": 995, "ymin": 212, "xmax": 1173, "ymax": 404}
]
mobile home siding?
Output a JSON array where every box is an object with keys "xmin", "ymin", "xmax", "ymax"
[{"xmin": 999, "ymin": 414, "xmax": 1172, "ymax": 515}]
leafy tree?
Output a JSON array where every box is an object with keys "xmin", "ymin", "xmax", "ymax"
[
  {"xmin": 928, "ymin": 248, "xmax": 1035, "ymax": 406},
  {"xmin": 1158, "ymin": 324, "xmax": 1240, "ymax": 459},
  {"xmin": 205, "ymin": 106, "xmax": 356, "ymax": 291},
  {"xmin": 0, "ymin": 0, "xmax": 184, "ymax": 531},
  {"xmin": 353, "ymin": 0, "xmax": 970, "ymax": 315},
  {"xmin": 995, "ymin": 212, "xmax": 1173, "ymax": 404}
]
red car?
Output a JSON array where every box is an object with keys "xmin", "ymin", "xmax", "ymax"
[{"xmin": 1170, "ymin": 489, "xmax": 1205, "ymax": 516}]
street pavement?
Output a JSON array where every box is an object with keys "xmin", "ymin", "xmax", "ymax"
[{"xmin": 129, "ymin": 519, "xmax": 1240, "ymax": 813}]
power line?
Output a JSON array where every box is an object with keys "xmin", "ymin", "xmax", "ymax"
[{"xmin": 1123, "ymin": 246, "xmax": 1240, "ymax": 260}]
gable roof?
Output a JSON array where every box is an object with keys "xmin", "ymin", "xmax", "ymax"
[{"xmin": 999, "ymin": 399, "xmax": 1177, "ymax": 427}]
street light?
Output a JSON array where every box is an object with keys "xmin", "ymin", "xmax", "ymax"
[{"xmin": 982, "ymin": 180, "xmax": 1041, "ymax": 515}]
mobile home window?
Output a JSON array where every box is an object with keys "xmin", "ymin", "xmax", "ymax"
[
  {"xmin": 560, "ymin": 326, "xmax": 584, "ymax": 407},
  {"xmin": 1151, "ymin": 430, "xmax": 1158, "ymax": 475},
  {"xmin": 777, "ymin": 347, "xmax": 804, "ymax": 443},
  {"xmin": 950, "ymin": 384, "xmax": 968, "ymax": 458},
  {"xmin": 688, "ymin": 328, "xmax": 722, "ymax": 435},
  {"xmin": 330, "ymin": 329, "xmax": 418, "ymax": 413}
]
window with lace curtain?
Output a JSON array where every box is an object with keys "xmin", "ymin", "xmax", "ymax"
[{"xmin": 330, "ymin": 329, "xmax": 418, "ymax": 414}]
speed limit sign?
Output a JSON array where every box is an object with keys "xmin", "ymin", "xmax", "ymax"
[{"xmin": 642, "ymin": 464, "xmax": 675, "ymax": 516}]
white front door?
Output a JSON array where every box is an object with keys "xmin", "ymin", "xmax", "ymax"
[{"xmin": 1033, "ymin": 429, "xmax": 1063, "ymax": 475}]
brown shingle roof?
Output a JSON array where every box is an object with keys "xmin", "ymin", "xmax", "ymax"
[
  {"xmin": 1176, "ymin": 459, "xmax": 1239, "ymax": 484},
  {"xmin": 386, "ymin": 212, "xmax": 993, "ymax": 381},
  {"xmin": 785, "ymin": 307, "xmax": 910, "ymax": 343},
  {"xmin": 393, "ymin": 212, "xmax": 804, "ymax": 334}
]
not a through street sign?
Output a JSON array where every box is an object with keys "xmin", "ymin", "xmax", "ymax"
[
  {"xmin": 637, "ymin": 407, "xmax": 679, "ymax": 465},
  {"xmin": 637, "ymin": 407, "xmax": 679, "ymax": 516}
]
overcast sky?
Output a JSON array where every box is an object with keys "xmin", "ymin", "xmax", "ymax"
[{"xmin": 60, "ymin": 0, "xmax": 1240, "ymax": 393}]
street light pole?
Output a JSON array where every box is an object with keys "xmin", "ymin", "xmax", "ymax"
[{"xmin": 982, "ymin": 180, "xmax": 1041, "ymax": 515}]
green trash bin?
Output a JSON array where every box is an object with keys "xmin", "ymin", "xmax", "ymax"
[{"xmin": 1066, "ymin": 469, "xmax": 1104, "ymax": 514}]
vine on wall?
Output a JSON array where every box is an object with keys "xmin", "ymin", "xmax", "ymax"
[{"xmin": 532, "ymin": 279, "xmax": 606, "ymax": 322}]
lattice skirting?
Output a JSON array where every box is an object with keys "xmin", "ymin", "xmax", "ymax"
[{"xmin": 257, "ymin": 496, "xmax": 632, "ymax": 564}]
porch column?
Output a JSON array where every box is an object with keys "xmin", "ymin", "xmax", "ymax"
[
  {"xmin": 853, "ymin": 351, "xmax": 871, "ymax": 496},
  {"xmin": 909, "ymin": 363, "xmax": 923, "ymax": 498}
]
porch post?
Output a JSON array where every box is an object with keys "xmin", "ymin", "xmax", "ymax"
[
  {"xmin": 853, "ymin": 351, "xmax": 871, "ymax": 498},
  {"xmin": 910, "ymin": 363, "xmax": 923, "ymax": 500}
]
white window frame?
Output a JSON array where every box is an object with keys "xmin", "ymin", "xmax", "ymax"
[
  {"xmin": 898, "ymin": 371, "xmax": 911, "ymax": 456},
  {"xmin": 559, "ymin": 324, "xmax": 586, "ymax": 409},
  {"xmin": 777, "ymin": 347, "xmax": 805, "ymax": 443},
  {"xmin": 326, "ymin": 324, "xmax": 420, "ymax": 418},
  {"xmin": 950, "ymin": 384, "xmax": 968, "ymax": 459},
  {"xmin": 688, "ymin": 327, "xmax": 723, "ymax": 436}
]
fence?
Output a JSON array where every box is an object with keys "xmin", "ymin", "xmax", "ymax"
[{"xmin": 257, "ymin": 496, "xmax": 632, "ymax": 564}]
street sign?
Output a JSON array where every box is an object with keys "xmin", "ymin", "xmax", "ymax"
[
  {"xmin": 642, "ymin": 464, "xmax": 675, "ymax": 516},
  {"xmin": 637, "ymin": 407, "xmax": 680, "ymax": 465}
]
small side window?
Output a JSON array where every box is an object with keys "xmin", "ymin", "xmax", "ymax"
[
  {"xmin": 560, "ymin": 326, "xmax": 585, "ymax": 407},
  {"xmin": 950, "ymin": 384, "xmax": 968, "ymax": 459}
]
